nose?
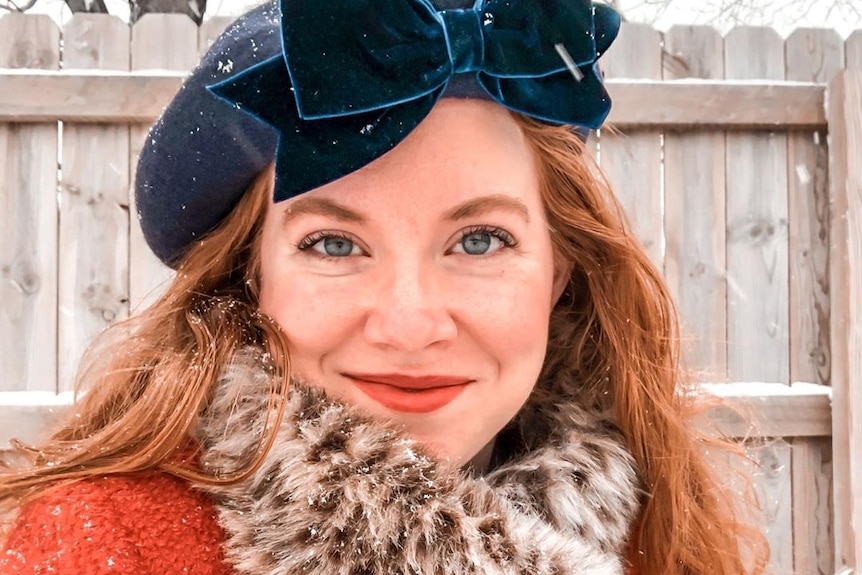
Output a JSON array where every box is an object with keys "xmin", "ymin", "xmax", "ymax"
[{"xmin": 363, "ymin": 263, "xmax": 458, "ymax": 352}]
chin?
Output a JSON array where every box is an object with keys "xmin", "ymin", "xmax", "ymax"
[
  {"xmin": 321, "ymin": 381, "xmax": 493, "ymax": 467},
  {"xmin": 405, "ymin": 429, "xmax": 487, "ymax": 468}
]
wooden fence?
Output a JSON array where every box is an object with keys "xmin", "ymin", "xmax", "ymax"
[{"xmin": 0, "ymin": 12, "xmax": 860, "ymax": 575}]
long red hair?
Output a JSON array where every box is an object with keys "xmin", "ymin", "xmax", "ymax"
[
  {"xmin": 0, "ymin": 120, "xmax": 767, "ymax": 575},
  {"xmin": 518, "ymin": 117, "xmax": 767, "ymax": 575}
]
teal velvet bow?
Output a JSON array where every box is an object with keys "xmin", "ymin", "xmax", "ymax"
[{"xmin": 209, "ymin": 0, "xmax": 620, "ymax": 202}]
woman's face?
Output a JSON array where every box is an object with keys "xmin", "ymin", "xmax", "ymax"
[{"xmin": 259, "ymin": 99, "xmax": 568, "ymax": 467}]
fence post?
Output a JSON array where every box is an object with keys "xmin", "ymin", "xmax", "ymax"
[{"xmin": 828, "ymin": 69, "xmax": 862, "ymax": 573}]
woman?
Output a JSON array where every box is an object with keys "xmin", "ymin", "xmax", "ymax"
[{"xmin": 0, "ymin": 1, "xmax": 766, "ymax": 574}]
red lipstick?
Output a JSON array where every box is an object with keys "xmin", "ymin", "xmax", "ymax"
[{"xmin": 345, "ymin": 373, "xmax": 471, "ymax": 413}]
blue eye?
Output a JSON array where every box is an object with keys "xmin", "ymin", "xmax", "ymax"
[
  {"xmin": 298, "ymin": 233, "xmax": 362, "ymax": 257},
  {"xmin": 451, "ymin": 226, "xmax": 517, "ymax": 256},
  {"xmin": 319, "ymin": 237, "xmax": 355, "ymax": 257},
  {"xmin": 461, "ymin": 232, "xmax": 495, "ymax": 255}
]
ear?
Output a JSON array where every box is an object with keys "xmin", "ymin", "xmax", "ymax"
[{"xmin": 551, "ymin": 258, "xmax": 574, "ymax": 306}]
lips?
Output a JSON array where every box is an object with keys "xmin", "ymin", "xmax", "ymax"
[{"xmin": 345, "ymin": 373, "xmax": 472, "ymax": 413}]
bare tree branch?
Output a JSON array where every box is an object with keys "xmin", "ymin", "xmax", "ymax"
[
  {"xmin": 64, "ymin": 0, "xmax": 108, "ymax": 13},
  {"xmin": 0, "ymin": 0, "xmax": 206, "ymax": 21},
  {"xmin": 129, "ymin": 0, "xmax": 206, "ymax": 24},
  {"xmin": 0, "ymin": 0, "xmax": 39, "ymax": 12},
  {"xmin": 617, "ymin": 0, "xmax": 862, "ymax": 30}
]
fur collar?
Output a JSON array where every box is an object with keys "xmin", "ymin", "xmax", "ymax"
[{"xmin": 194, "ymin": 349, "xmax": 641, "ymax": 575}]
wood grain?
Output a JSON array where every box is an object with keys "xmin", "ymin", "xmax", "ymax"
[
  {"xmin": 785, "ymin": 28, "xmax": 842, "ymax": 390},
  {"xmin": 0, "ymin": 70, "xmax": 184, "ymax": 123},
  {"xmin": 724, "ymin": 27, "xmax": 789, "ymax": 385},
  {"xmin": 0, "ymin": 14, "xmax": 60, "ymax": 393},
  {"xmin": 828, "ymin": 69, "xmax": 862, "ymax": 575},
  {"xmin": 846, "ymin": 30, "xmax": 862, "ymax": 70},
  {"xmin": 598, "ymin": 22, "xmax": 663, "ymax": 267},
  {"xmin": 58, "ymin": 15, "xmax": 131, "ymax": 391},
  {"xmin": 724, "ymin": 26, "xmax": 791, "ymax": 575},
  {"xmin": 0, "ymin": 72, "xmax": 827, "ymax": 128},
  {"xmin": 604, "ymin": 79, "xmax": 826, "ymax": 128},
  {"xmin": 712, "ymin": 440, "xmax": 794, "ymax": 575},
  {"xmin": 791, "ymin": 436, "xmax": 834, "ymax": 575},
  {"xmin": 662, "ymin": 25, "xmax": 727, "ymax": 379},
  {"xmin": 698, "ymin": 438, "xmax": 793, "ymax": 575},
  {"xmin": 701, "ymin": 382, "xmax": 831, "ymax": 438},
  {"xmin": 755, "ymin": 441, "xmax": 794, "ymax": 574}
]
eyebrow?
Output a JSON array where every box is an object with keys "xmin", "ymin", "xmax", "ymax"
[
  {"xmin": 445, "ymin": 194, "xmax": 531, "ymax": 224},
  {"xmin": 281, "ymin": 196, "xmax": 366, "ymax": 229},
  {"xmin": 280, "ymin": 193, "xmax": 531, "ymax": 229}
]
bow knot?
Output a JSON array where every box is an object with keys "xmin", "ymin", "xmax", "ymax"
[
  {"xmin": 274, "ymin": 0, "xmax": 619, "ymax": 124},
  {"xmin": 207, "ymin": 0, "xmax": 621, "ymax": 202},
  {"xmin": 441, "ymin": 9, "xmax": 486, "ymax": 74}
]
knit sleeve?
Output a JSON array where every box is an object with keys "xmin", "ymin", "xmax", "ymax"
[
  {"xmin": 1, "ymin": 474, "xmax": 231, "ymax": 575},
  {"xmin": 0, "ymin": 486, "xmax": 144, "ymax": 575}
]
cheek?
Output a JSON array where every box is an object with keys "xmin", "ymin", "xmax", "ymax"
[
  {"xmin": 260, "ymin": 276, "xmax": 366, "ymax": 387},
  {"xmin": 456, "ymin": 268, "xmax": 555, "ymax": 361},
  {"xmin": 258, "ymin": 250, "xmax": 360, "ymax": 364},
  {"xmin": 261, "ymin": 276, "xmax": 350, "ymax": 337}
]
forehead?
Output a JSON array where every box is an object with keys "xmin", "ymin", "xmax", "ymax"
[{"xmin": 278, "ymin": 99, "xmax": 540, "ymax": 214}]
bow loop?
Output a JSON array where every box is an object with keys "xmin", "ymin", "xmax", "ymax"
[
  {"xmin": 480, "ymin": 0, "xmax": 595, "ymax": 77},
  {"xmin": 208, "ymin": 0, "xmax": 621, "ymax": 202},
  {"xmin": 283, "ymin": 0, "xmax": 450, "ymax": 119}
]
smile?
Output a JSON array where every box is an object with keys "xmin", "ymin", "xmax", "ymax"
[{"xmin": 345, "ymin": 374, "xmax": 472, "ymax": 413}]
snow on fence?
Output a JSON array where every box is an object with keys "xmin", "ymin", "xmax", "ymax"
[{"xmin": 0, "ymin": 12, "xmax": 860, "ymax": 575}]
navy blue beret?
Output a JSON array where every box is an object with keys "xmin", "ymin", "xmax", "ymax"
[
  {"xmin": 135, "ymin": 2, "xmax": 281, "ymax": 267},
  {"xmin": 135, "ymin": 0, "xmax": 620, "ymax": 267}
]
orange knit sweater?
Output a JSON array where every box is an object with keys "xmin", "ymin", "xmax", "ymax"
[
  {"xmin": 1, "ymin": 473, "xmax": 640, "ymax": 575},
  {"xmin": 0, "ymin": 474, "xmax": 231, "ymax": 575}
]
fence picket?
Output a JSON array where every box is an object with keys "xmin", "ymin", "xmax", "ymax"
[
  {"xmin": 784, "ymin": 31, "xmax": 843, "ymax": 575},
  {"xmin": 725, "ymin": 25, "xmax": 792, "ymax": 575},
  {"xmin": 662, "ymin": 25, "xmax": 727, "ymax": 379},
  {"xmin": 598, "ymin": 23, "xmax": 663, "ymax": 268},
  {"xmin": 755, "ymin": 442, "xmax": 794, "ymax": 575},
  {"xmin": 724, "ymin": 27, "xmax": 789, "ymax": 385},
  {"xmin": 129, "ymin": 15, "xmax": 198, "ymax": 312},
  {"xmin": 846, "ymin": 31, "xmax": 862, "ymax": 70},
  {"xmin": 0, "ymin": 15, "xmax": 60, "ymax": 393},
  {"xmin": 791, "ymin": 436, "xmax": 834, "ymax": 575},
  {"xmin": 828, "ymin": 68, "xmax": 862, "ymax": 575},
  {"xmin": 785, "ymin": 28, "xmax": 841, "ymax": 391},
  {"xmin": 58, "ymin": 15, "xmax": 131, "ymax": 391},
  {"xmin": 199, "ymin": 16, "xmax": 234, "ymax": 54}
]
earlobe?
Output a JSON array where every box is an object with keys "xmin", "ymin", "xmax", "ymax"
[{"xmin": 551, "ymin": 259, "xmax": 574, "ymax": 306}]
